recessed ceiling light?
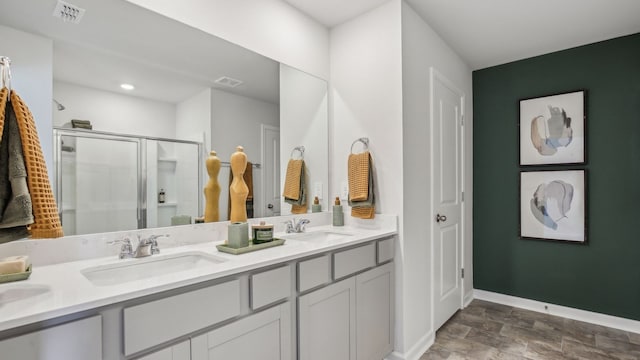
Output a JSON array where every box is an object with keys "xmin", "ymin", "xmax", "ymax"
[{"xmin": 120, "ymin": 83, "xmax": 135, "ymax": 90}]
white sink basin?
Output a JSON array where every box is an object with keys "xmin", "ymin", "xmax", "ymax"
[
  {"xmin": 282, "ymin": 230, "xmax": 354, "ymax": 243},
  {"xmin": 82, "ymin": 251, "xmax": 227, "ymax": 286}
]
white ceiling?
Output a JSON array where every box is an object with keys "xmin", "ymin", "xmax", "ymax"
[
  {"xmin": 286, "ymin": 0, "xmax": 640, "ymax": 70},
  {"xmin": 0, "ymin": 0, "xmax": 280, "ymax": 104}
]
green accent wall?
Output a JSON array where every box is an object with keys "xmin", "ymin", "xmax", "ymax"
[{"xmin": 473, "ymin": 33, "xmax": 640, "ymax": 320}]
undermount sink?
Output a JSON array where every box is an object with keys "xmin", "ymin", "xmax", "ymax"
[
  {"xmin": 282, "ymin": 230, "xmax": 354, "ymax": 243},
  {"xmin": 82, "ymin": 251, "xmax": 227, "ymax": 286}
]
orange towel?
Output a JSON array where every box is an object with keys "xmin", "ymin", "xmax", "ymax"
[
  {"xmin": 0, "ymin": 88, "xmax": 63, "ymax": 238},
  {"xmin": 283, "ymin": 159, "xmax": 303, "ymax": 201},
  {"xmin": 348, "ymin": 151, "xmax": 375, "ymax": 219}
]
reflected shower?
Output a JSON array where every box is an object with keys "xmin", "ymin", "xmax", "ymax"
[{"xmin": 53, "ymin": 99, "xmax": 65, "ymax": 111}]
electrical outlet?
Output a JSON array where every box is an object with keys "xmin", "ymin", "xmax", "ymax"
[
  {"xmin": 340, "ymin": 180, "xmax": 349, "ymax": 200},
  {"xmin": 313, "ymin": 182, "xmax": 323, "ymax": 199}
]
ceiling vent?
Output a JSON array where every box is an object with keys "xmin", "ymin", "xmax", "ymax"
[
  {"xmin": 52, "ymin": 0, "xmax": 86, "ymax": 24},
  {"xmin": 214, "ymin": 76, "xmax": 243, "ymax": 88}
]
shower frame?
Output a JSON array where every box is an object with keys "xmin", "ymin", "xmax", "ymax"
[{"xmin": 53, "ymin": 127, "xmax": 203, "ymax": 232}]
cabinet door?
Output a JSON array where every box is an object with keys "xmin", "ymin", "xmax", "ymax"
[
  {"xmin": 191, "ymin": 302, "xmax": 292, "ymax": 360},
  {"xmin": 0, "ymin": 315, "xmax": 102, "ymax": 360},
  {"xmin": 136, "ymin": 340, "xmax": 190, "ymax": 360},
  {"xmin": 298, "ymin": 277, "xmax": 356, "ymax": 360},
  {"xmin": 356, "ymin": 262, "xmax": 394, "ymax": 360}
]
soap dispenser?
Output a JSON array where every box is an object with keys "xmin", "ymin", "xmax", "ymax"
[
  {"xmin": 333, "ymin": 196, "xmax": 344, "ymax": 226},
  {"xmin": 312, "ymin": 196, "xmax": 322, "ymax": 213}
]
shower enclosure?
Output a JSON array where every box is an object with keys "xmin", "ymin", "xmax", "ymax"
[{"xmin": 53, "ymin": 128, "xmax": 203, "ymax": 236}]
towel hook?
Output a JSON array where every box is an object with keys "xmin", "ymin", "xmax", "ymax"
[
  {"xmin": 290, "ymin": 146, "xmax": 305, "ymax": 160},
  {"xmin": 0, "ymin": 56, "xmax": 11, "ymax": 99},
  {"xmin": 350, "ymin": 137, "xmax": 369, "ymax": 154}
]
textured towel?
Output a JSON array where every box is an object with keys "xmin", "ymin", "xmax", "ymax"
[
  {"xmin": 283, "ymin": 159, "xmax": 303, "ymax": 200},
  {"xmin": 0, "ymin": 88, "xmax": 63, "ymax": 239},
  {"xmin": 0, "ymin": 93, "xmax": 33, "ymax": 243},
  {"xmin": 348, "ymin": 151, "xmax": 375, "ymax": 219},
  {"xmin": 283, "ymin": 159, "xmax": 307, "ymax": 212}
]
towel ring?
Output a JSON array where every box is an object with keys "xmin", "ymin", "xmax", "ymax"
[
  {"xmin": 350, "ymin": 137, "xmax": 369, "ymax": 154},
  {"xmin": 0, "ymin": 56, "xmax": 11, "ymax": 97},
  {"xmin": 290, "ymin": 146, "xmax": 305, "ymax": 160}
]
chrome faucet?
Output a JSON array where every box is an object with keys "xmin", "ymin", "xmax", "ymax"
[
  {"xmin": 110, "ymin": 234, "xmax": 169, "ymax": 259},
  {"xmin": 285, "ymin": 218, "xmax": 310, "ymax": 233}
]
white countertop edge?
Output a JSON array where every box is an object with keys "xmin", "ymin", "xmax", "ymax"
[{"xmin": 0, "ymin": 225, "xmax": 397, "ymax": 332}]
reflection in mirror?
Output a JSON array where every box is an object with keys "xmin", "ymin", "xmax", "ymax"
[{"xmin": 0, "ymin": 0, "xmax": 328, "ymax": 237}]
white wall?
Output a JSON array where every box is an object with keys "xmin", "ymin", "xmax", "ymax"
[
  {"xmin": 398, "ymin": 2, "xmax": 474, "ymax": 358},
  {"xmin": 280, "ymin": 64, "xmax": 329, "ymax": 213},
  {"xmin": 0, "ymin": 25, "xmax": 54, "ymax": 182},
  {"xmin": 124, "ymin": 0, "xmax": 330, "ymax": 80},
  {"xmin": 176, "ymin": 88, "xmax": 211, "ymax": 148},
  {"xmin": 329, "ymin": 0, "xmax": 406, "ymax": 354},
  {"xmin": 53, "ymin": 81, "xmax": 176, "ymax": 138},
  {"xmin": 211, "ymin": 89, "xmax": 279, "ymax": 220}
]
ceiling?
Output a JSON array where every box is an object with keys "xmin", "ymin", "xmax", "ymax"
[
  {"xmin": 285, "ymin": 0, "xmax": 640, "ymax": 70},
  {"xmin": 0, "ymin": 0, "xmax": 279, "ymax": 104}
]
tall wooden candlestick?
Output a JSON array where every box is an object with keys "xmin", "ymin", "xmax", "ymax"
[{"xmin": 229, "ymin": 146, "xmax": 249, "ymax": 222}]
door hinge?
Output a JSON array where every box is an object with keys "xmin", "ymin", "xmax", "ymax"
[
  {"xmin": 461, "ymin": 115, "xmax": 464, "ymax": 126},
  {"xmin": 461, "ymin": 191, "xmax": 464, "ymax": 202},
  {"xmin": 461, "ymin": 268, "xmax": 465, "ymax": 279}
]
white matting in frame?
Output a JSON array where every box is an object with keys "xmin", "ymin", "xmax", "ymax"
[
  {"xmin": 520, "ymin": 90, "xmax": 586, "ymax": 166},
  {"xmin": 520, "ymin": 169, "xmax": 586, "ymax": 243}
]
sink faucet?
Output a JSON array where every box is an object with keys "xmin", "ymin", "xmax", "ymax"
[
  {"xmin": 110, "ymin": 234, "xmax": 169, "ymax": 259},
  {"xmin": 285, "ymin": 218, "xmax": 310, "ymax": 233}
]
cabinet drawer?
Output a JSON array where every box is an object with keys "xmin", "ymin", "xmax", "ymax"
[
  {"xmin": 333, "ymin": 243, "xmax": 376, "ymax": 280},
  {"xmin": 124, "ymin": 279, "xmax": 241, "ymax": 356},
  {"xmin": 377, "ymin": 238, "xmax": 394, "ymax": 263},
  {"xmin": 251, "ymin": 265, "xmax": 291, "ymax": 310},
  {"xmin": 298, "ymin": 255, "xmax": 330, "ymax": 292},
  {"xmin": 0, "ymin": 315, "xmax": 102, "ymax": 360}
]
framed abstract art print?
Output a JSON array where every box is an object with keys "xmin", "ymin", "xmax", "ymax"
[
  {"xmin": 519, "ymin": 90, "xmax": 586, "ymax": 166},
  {"xmin": 520, "ymin": 169, "xmax": 587, "ymax": 243}
]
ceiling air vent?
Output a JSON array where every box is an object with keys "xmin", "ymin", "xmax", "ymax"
[
  {"xmin": 214, "ymin": 76, "xmax": 243, "ymax": 88},
  {"xmin": 52, "ymin": 0, "xmax": 86, "ymax": 24}
]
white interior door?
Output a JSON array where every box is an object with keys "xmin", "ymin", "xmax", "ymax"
[
  {"xmin": 262, "ymin": 125, "xmax": 281, "ymax": 216},
  {"xmin": 431, "ymin": 68, "xmax": 464, "ymax": 330}
]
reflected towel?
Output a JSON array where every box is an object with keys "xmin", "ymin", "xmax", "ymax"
[
  {"xmin": 348, "ymin": 151, "xmax": 375, "ymax": 219},
  {"xmin": 283, "ymin": 159, "xmax": 307, "ymax": 210}
]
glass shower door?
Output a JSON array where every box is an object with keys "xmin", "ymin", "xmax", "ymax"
[{"xmin": 59, "ymin": 134, "xmax": 141, "ymax": 235}]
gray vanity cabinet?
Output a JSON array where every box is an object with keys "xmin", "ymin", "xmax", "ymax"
[
  {"xmin": 136, "ymin": 340, "xmax": 191, "ymax": 360},
  {"xmin": 298, "ymin": 277, "xmax": 357, "ymax": 360},
  {"xmin": 356, "ymin": 262, "xmax": 394, "ymax": 360},
  {"xmin": 191, "ymin": 302, "xmax": 292, "ymax": 360},
  {"xmin": 298, "ymin": 241, "xmax": 395, "ymax": 360},
  {"xmin": 0, "ymin": 315, "xmax": 102, "ymax": 360}
]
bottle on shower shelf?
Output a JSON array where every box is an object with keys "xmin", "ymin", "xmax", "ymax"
[{"xmin": 158, "ymin": 189, "xmax": 166, "ymax": 204}]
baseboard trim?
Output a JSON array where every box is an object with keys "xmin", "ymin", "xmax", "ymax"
[
  {"xmin": 474, "ymin": 289, "xmax": 640, "ymax": 334},
  {"xmin": 463, "ymin": 290, "xmax": 474, "ymax": 308},
  {"xmin": 385, "ymin": 331, "xmax": 435, "ymax": 360}
]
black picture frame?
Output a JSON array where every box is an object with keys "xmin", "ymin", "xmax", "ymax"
[
  {"xmin": 519, "ymin": 90, "xmax": 587, "ymax": 166},
  {"xmin": 519, "ymin": 169, "xmax": 587, "ymax": 244}
]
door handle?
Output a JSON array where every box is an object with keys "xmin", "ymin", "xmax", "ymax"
[
  {"xmin": 267, "ymin": 203, "xmax": 274, "ymax": 209},
  {"xmin": 436, "ymin": 214, "xmax": 447, "ymax": 223}
]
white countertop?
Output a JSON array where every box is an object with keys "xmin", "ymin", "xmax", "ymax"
[{"xmin": 0, "ymin": 219, "xmax": 397, "ymax": 333}]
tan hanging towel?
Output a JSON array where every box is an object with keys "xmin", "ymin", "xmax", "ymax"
[
  {"xmin": 0, "ymin": 88, "xmax": 63, "ymax": 239},
  {"xmin": 283, "ymin": 159, "xmax": 307, "ymax": 213},
  {"xmin": 282, "ymin": 159, "xmax": 303, "ymax": 201},
  {"xmin": 348, "ymin": 151, "xmax": 375, "ymax": 219}
]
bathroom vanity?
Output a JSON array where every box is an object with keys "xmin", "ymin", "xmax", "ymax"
[{"xmin": 0, "ymin": 213, "xmax": 396, "ymax": 360}]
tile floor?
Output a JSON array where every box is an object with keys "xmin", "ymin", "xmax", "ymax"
[{"xmin": 420, "ymin": 300, "xmax": 640, "ymax": 360}]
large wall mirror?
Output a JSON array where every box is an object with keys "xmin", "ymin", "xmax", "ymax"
[{"xmin": 0, "ymin": 0, "xmax": 328, "ymax": 236}]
